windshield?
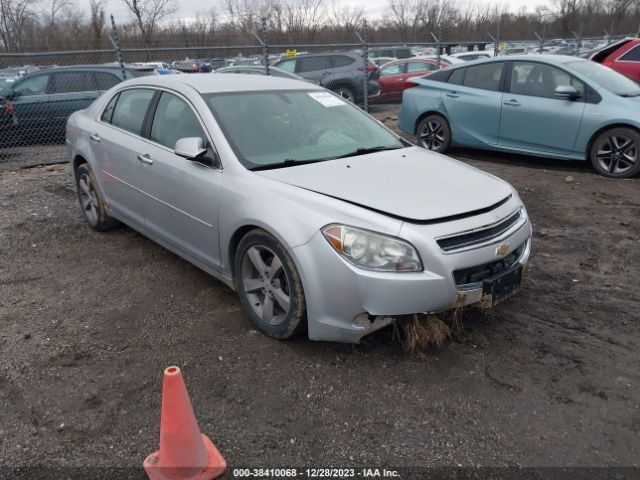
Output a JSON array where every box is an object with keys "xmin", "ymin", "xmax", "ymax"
[
  {"xmin": 566, "ymin": 60, "xmax": 640, "ymax": 96},
  {"xmin": 205, "ymin": 90, "xmax": 403, "ymax": 169},
  {"xmin": 0, "ymin": 77, "xmax": 13, "ymax": 89}
]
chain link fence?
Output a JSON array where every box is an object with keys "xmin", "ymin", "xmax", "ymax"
[{"xmin": 0, "ymin": 20, "xmax": 634, "ymax": 163}]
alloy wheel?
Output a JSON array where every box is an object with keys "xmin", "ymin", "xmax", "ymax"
[
  {"xmin": 595, "ymin": 134, "xmax": 637, "ymax": 175},
  {"xmin": 419, "ymin": 119, "xmax": 446, "ymax": 151},
  {"xmin": 336, "ymin": 88, "xmax": 355, "ymax": 103},
  {"xmin": 78, "ymin": 173, "xmax": 100, "ymax": 226},
  {"xmin": 241, "ymin": 245, "xmax": 291, "ymax": 326}
]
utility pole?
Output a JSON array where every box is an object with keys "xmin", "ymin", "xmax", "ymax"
[
  {"xmin": 109, "ymin": 15, "xmax": 126, "ymax": 79},
  {"xmin": 571, "ymin": 22, "xmax": 583, "ymax": 56},
  {"xmin": 362, "ymin": 19, "xmax": 369, "ymax": 113},
  {"xmin": 261, "ymin": 18, "xmax": 269, "ymax": 76}
]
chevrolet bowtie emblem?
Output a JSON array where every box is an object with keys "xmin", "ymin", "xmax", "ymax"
[{"xmin": 496, "ymin": 243, "xmax": 510, "ymax": 256}]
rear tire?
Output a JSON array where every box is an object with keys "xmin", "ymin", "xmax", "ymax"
[
  {"xmin": 334, "ymin": 86, "xmax": 356, "ymax": 103},
  {"xmin": 589, "ymin": 127, "xmax": 640, "ymax": 178},
  {"xmin": 75, "ymin": 163, "xmax": 120, "ymax": 231},
  {"xmin": 234, "ymin": 229, "xmax": 306, "ymax": 339},
  {"xmin": 416, "ymin": 114, "xmax": 451, "ymax": 153}
]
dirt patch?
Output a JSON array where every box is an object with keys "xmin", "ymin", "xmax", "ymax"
[{"xmin": 1, "ymin": 110, "xmax": 639, "ymax": 473}]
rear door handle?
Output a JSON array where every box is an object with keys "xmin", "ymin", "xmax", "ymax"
[
  {"xmin": 136, "ymin": 153, "xmax": 153, "ymax": 165},
  {"xmin": 503, "ymin": 99, "xmax": 521, "ymax": 106},
  {"xmin": 89, "ymin": 133, "xmax": 100, "ymax": 142},
  {"xmin": 446, "ymin": 91, "xmax": 459, "ymax": 98}
]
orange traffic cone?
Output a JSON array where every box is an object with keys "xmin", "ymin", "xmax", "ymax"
[{"xmin": 144, "ymin": 366, "xmax": 226, "ymax": 480}]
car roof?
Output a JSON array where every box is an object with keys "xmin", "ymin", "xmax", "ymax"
[
  {"xmin": 447, "ymin": 54, "xmax": 588, "ymax": 67},
  {"xmin": 279, "ymin": 51, "xmax": 359, "ymax": 59},
  {"xmin": 120, "ymin": 73, "xmax": 316, "ymax": 93},
  {"xmin": 36, "ymin": 65, "xmax": 130, "ymax": 72}
]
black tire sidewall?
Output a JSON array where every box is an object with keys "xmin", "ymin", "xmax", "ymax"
[
  {"xmin": 417, "ymin": 114, "xmax": 451, "ymax": 153},
  {"xmin": 335, "ymin": 87, "xmax": 355, "ymax": 103},
  {"xmin": 234, "ymin": 230, "xmax": 306, "ymax": 339},
  {"xmin": 75, "ymin": 163, "xmax": 118, "ymax": 231},
  {"xmin": 590, "ymin": 127, "xmax": 640, "ymax": 179}
]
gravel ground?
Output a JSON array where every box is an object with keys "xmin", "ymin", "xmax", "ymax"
[{"xmin": 1, "ymin": 105, "xmax": 639, "ymax": 479}]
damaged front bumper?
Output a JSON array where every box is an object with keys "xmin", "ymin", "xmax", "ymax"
[{"xmin": 291, "ymin": 199, "xmax": 532, "ymax": 344}]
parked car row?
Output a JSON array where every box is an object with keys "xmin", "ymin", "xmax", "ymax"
[{"xmin": 400, "ymin": 55, "xmax": 640, "ymax": 178}]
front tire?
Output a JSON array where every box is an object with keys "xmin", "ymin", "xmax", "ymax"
[
  {"xmin": 589, "ymin": 127, "xmax": 640, "ymax": 178},
  {"xmin": 75, "ymin": 163, "xmax": 120, "ymax": 231},
  {"xmin": 416, "ymin": 114, "xmax": 451, "ymax": 153},
  {"xmin": 234, "ymin": 229, "xmax": 306, "ymax": 339}
]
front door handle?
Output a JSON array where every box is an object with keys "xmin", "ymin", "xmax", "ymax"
[
  {"xmin": 503, "ymin": 99, "xmax": 521, "ymax": 106},
  {"xmin": 89, "ymin": 133, "xmax": 100, "ymax": 142},
  {"xmin": 446, "ymin": 91, "xmax": 459, "ymax": 98},
  {"xmin": 136, "ymin": 153, "xmax": 153, "ymax": 165}
]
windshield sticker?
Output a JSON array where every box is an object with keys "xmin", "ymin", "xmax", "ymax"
[{"xmin": 308, "ymin": 91, "xmax": 347, "ymax": 107}]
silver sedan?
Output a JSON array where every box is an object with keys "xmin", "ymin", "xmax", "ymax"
[{"xmin": 66, "ymin": 74, "xmax": 532, "ymax": 343}]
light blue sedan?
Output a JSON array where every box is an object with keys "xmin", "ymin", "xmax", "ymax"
[{"xmin": 399, "ymin": 55, "xmax": 640, "ymax": 178}]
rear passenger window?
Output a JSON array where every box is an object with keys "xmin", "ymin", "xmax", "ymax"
[
  {"xmin": 426, "ymin": 69, "xmax": 450, "ymax": 82},
  {"xmin": 150, "ymin": 92, "xmax": 206, "ymax": 150},
  {"xmin": 94, "ymin": 72, "xmax": 121, "ymax": 90},
  {"xmin": 331, "ymin": 56, "xmax": 355, "ymax": 68},
  {"xmin": 277, "ymin": 59, "xmax": 296, "ymax": 73},
  {"xmin": 101, "ymin": 93, "xmax": 119, "ymax": 123},
  {"xmin": 296, "ymin": 56, "xmax": 330, "ymax": 73},
  {"xmin": 448, "ymin": 68, "xmax": 465, "ymax": 85},
  {"xmin": 619, "ymin": 45, "xmax": 640, "ymax": 62},
  {"xmin": 407, "ymin": 62, "xmax": 432, "ymax": 73},
  {"xmin": 463, "ymin": 62, "xmax": 503, "ymax": 91},
  {"xmin": 110, "ymin": 89, "xmax": 154, "ymax": 135},
  {"xmin": 51, "ymin": 72, "xmax": 97, "ymax": 94}
]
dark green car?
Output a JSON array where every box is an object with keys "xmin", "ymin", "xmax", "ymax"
[{"xmin": 0, "ymin": 66, "xmax": 134, "ymax": 146}]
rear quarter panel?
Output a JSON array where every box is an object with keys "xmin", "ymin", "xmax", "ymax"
[{"xmin": 398, "ymin": 80, "xmax": 444, "ymax": 135}]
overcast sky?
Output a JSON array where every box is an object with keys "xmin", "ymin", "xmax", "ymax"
[{"xmin": 103, "ymin": 0, "xmax": 546, "ymax": 23}]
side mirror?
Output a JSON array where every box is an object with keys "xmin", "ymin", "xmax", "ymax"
[
  {"xmin": 174, "ymin": 137, "xmax": 208, "ymax": 160},
  {"xmin": 554, "ymin": 85, "xmax": 579, "ymax": 100}
]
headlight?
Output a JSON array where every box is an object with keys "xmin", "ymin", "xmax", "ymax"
[{"xmin": 322, "ymin": 224, "xmax": 423, "ymax": 272}]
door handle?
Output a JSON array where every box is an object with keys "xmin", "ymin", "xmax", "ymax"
[
  {"xmin": 89, "ymin": 133, "xmax": 100, "ymax": 142},
  {"xmin": 446, "ymin": 91, "xmax": 459, "ymax": 98},
  {"xmin": 503, "ymin": 99, "xmax": 521, "ymax": 106},
  {"xmin": 136, "ymin": 153, "xmax": 153, "ymax": 165}
]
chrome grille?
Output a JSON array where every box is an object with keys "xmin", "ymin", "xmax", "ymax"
[
  {"xmin": 436, "ymin": 210, "xmax": 522, "ymax": 252},
  {"xmin": 454, "ymin": 241, "xmax": 526, "ymax": 286}
]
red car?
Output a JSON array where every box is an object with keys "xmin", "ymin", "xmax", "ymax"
[
  {"xmin": 371, "ymin": 57, "xmax": 446, "ymax": 103},
  {"xmin": 590, "ymin": 37, "xmax": 640, "ymax": 83}
]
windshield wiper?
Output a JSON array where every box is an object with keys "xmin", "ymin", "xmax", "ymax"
[
  {"xmin": 250, "ymin": 158, "xmax": 325, "ymax": 171},
  {"xmin": 334, "ymin": 145, "xmax": 405, "ymax": 159},
  {"xmin": 619, "ymin": 92, "xmax": 640, "ymax": 97}
]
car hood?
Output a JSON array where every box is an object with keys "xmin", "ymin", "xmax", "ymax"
[{"xmin": 257, "ymin": 147, "xmax": 513, "ymax": 222}]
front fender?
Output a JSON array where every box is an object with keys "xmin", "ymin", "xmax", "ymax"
[{"xmin": 218, "ymin": 172, "xmax": 404, "ymax": 278}]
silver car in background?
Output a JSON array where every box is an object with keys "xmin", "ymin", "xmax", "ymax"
[{"xmin": 66, "ymin": 74, "xmax": 532, "ymax": 343}]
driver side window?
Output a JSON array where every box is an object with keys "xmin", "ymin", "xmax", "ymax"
[
  {"xmin": 150, "ymin": 92, "xmax": 206, "ymax": 150},
  {"xmin": 13, "ymin": 74, "xmax": 50, "ymax": 97},
  {"xmin": 511, "ymin": 62, "xmax": 585, "ymax": 99}
]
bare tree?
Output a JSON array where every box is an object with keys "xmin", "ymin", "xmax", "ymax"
[
  {"xmin": 89, "ymin": 0, "xmax": 105, "ymax": 49},
  {"xmin": 121, "ymin": 0, "xmax": 177, "ymax": 47},
  {"xmin": 0, "ymin": 0, "xmax": 37, "ymax": 51},
  {"xmin": 327, "ymin": 0, "xmax": 363, "ymax": 33}
]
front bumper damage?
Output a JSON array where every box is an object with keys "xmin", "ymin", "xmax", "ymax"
[{"xmin": 291, "ymin": 198, "xmax": 532, "ymax": 343}]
